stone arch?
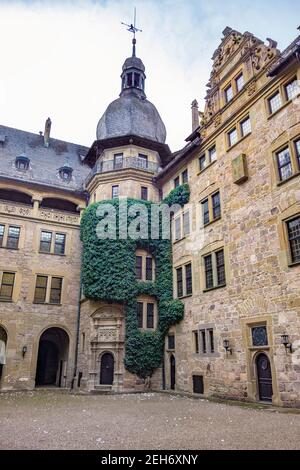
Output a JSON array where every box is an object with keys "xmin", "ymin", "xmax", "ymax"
[
  {"xmin": 35, "ymin": 327, "xmax": 70, "ymax": 387},
  {"xmin": 254, "ymin": 351, "xmax": 273, "ymax": 402},
  {"xmin": 99, "ymin": 351, "xmax": 115, "ymax": 385}
]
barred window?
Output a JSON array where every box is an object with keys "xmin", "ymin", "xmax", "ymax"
[
  {"xmin": 146, "ymin": 257, "xmax": 153, "ymax": 281},
  {"xmin": 176, "ymin": 267, "xmax": 183, "ymax": 297},
  {"xmin": 276, "ymin": 147, "xmax": 293, "ymax": 181},
  {"xmin": 135, "ymin": 256, "xmax": 143, "ymax": 280},
  {"xmin": 269, "ymin": 92, "xmax": 282, "ymax": 114},
  {"xmin": 202, "ymin": 199, "xmax": 210, "ymax": 225},
  {"xmin": 0, "ymin": 224, "xmax": 4, "ymax": 247},
  {"xmin": 183, "ymin": 211, "xmax": 190, "ymax": 236},
  {"xmin": 285, "ymin": 79, "xmax": 298, "ymax": 101},
  {"xmin": 204, "ymin": 254, "xmax": 213, "ymax": 289},
  {"xmin": 40, "ymin": 231, "xmax": 52, "ymax": 253},
  {"xmin": 146, "ymin": 303, "xmax": 154, "ymax": 329},
  {"xmin": 228, "ymin": 128, "xmax": 238, "ymax": 147},
  {"xmin": 212, "ymin": 192, "xmax": 221, "ymax": 220},
  {"xmin": 236, "ymin": 73, "xmax": 244, "ymax": 92},
  {"xmin": 185, "ymin": 263, "xmax": 193, "ymax": 295},
  {"xmin": 49, "ymin": 277, "xmax": 63, "ymax": 304},
  {"xmin": 216, "ymin": 249, "xmax": 226, "ymax": 286},
  {"xmin": 287, "ymin": 216, "xmax": 300, "ymax": 263},
  {"xmin": 0, "ymin": 272, "xmax": 15, "ymax": 300},
  {"xmin": 54, "ymin": 233, "xmax": 66, "ymax": 255},
  {"xmin": 7, "ymin": 226, "xmax": 20, "ymax": 249},
  {"xmin": 137, "ymin": 302, "xmax": 143, "ymax": 328},
  {"xmin": 34, "ymin": 275, "xmax": 48, "ymax": 303},
  {"xmin": 240, "ymin": 117, "xmax": 251, "ymax": 137}
]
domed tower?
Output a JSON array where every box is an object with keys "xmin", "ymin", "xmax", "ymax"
[{"xmin": 83, "ymin": 37, "xmax": 171, "ymax": 203}]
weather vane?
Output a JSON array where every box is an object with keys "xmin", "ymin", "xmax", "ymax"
[{"xmin": 121, "ymin": 7, "xmax": 142, "ymax": 57}]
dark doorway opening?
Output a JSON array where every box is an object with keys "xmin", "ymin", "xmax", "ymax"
[
  {"xmin": 193, "ymin": 375, "xmax": 204, "ymax": 394},
  {"xmin": 256, "ymin": 353, "xmax": 273, "ymax": 402},
  {"xmin": 170, "ymin": 354, "xmax": 176, "ymax": 390},
  {"xmin": 100, "ymin": 352, "xmax": 114, "ymax": 385},
  {"xmin": 35, "ymin": 328, "xmax": 69, "ymax": 387}
]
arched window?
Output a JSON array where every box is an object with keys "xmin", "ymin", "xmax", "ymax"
[
  {"xmin": 0, "ymin": 188, "xmax": 32, "ymax": 205},
  {"xmin": 41, "ymin": 198, "xmax": 78, "ymax": 213},
  {"xmin": 15, "ymin": 155, "xmax": 30, "ymax": 171}
]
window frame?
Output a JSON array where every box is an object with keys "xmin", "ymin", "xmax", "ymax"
[
  {"xmin": 198, "ymin": 144, "xmax": 217, "ymax": 173},
  {"xmin": 6, "ymin": 226, "xmax": 21, "ymax": 250},
  {"xmin": 266, "ymin": 76, "xmax": 299, "ymax": 118},
  {"xmin": 202, "ymin": 248, "xmax": 226, "ymax": 292},
  {"xmin": 33, "ymin": 274, "xmax": 63, "ymax": 305},
  {"xmin": 136, "ymin": 298, "xmax": 157, "ymax": 330},
  {"xmin": 175, "ymin": 262, "xmax": 193, "ymax": 298},
  {"xmin": 200, "ymin": 190, "xmax": 221, "ymax": 227},
  {"xmin": 112, "ymin": 185, "xmax": 119, "ymax": 199},
  {"xmin": 273, "ymin": 137, "xmax": 300, "ymax": 184},
  {"xmin": 39, "ymin": 229, "xmax": 66, "ymax": 255},
  {"xmin": 286, "ymin": 215, "xmax": 300, "ymax": 265},
  {"xmin": 196, "ymin": 325, "xmax": 217, "ymax": 356},
  {"xmin": 0, "ymin": 271, "xmax": 15, "ymax": 301},
  {"xmin": 141, "ymin": 186, "xmax": 148, "ymax": 201}
]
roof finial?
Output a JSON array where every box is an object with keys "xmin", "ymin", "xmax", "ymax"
[{"xmin": 121, "ymin": 7, "xmax": 142, "ymax": 57}]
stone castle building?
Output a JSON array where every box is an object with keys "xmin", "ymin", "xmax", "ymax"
[{"xmin": 0, "ymin": 27, "xmax": 300, "ymax": 406}]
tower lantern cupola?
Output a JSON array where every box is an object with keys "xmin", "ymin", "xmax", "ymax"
[{"xmin": 120, "ymin": 38, "xmax": 146, "ymax": 99}]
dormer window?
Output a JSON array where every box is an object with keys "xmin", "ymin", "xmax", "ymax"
[
  {"xmin": 59, "ymin": 166, "xmax": 73, "ymax": 182},
  {"xmin": 15, "ymin": 155, "xmax": 30, "ymax": 171}
]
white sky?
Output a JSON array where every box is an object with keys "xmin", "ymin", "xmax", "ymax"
[{"xmin": 0, "ymin": 0, "xmax": 299, "ymax": 151}]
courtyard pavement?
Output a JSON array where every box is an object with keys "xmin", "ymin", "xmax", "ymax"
[{"xmin": 0, "ymin": 391, "xmax": 299, "ymax": 450}]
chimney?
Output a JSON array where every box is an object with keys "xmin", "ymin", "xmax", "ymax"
[
  {"xmin": 44, "ymin": 117, "xmax": 52, "ymax": 148},
  {"xmin": 191, "ymin": 100, "xmax": 199, "ymax": 132}
]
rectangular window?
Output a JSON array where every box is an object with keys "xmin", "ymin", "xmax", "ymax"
[
  {"xmin": 269, "ymin": 91, "xmax": 282, "ymax": 114},
  {"xmin": 34, "ymin": 275, "xmax": 48, "ymax": 303},
  {"xmin": 193, "ymin": 331, "xmax": 199, "ymax": 354},
  {"xmin": 6, "ymin": 226, "xmax": 20, "ymax": 249},
  {"xmin": 212, "ymin": 192, "xmax": 221, "ymax": 220},
  {"xmin": 183, "ymin": 211, "xmax": 190, "ymax": 236},
  {"xmin": 199, "ymin": 155, "xmax": 206, "ymax": 172},
  {"xmin": 252, "ymin": 325, "xmax": 268, "ymax": 346},
  {"xmin": 287, "ymin": 216, "xmax": 300, "ymax": 263},
  {"xmin": 204, "ymin": 254, "xmax": 213, "ymax": 289},
  {"xmin": 176, "ymin": 267, "xmax": 183, "ymax": 297},
  {"xmin": 146, "ymin": 303, "xmax": 154, "ymax": 329},
  {"xmin": 138, "ymin": 154, "xmax": 148, "ymax": 169},
  {"xmin": 182, "ymin": 169, "xmax": 188, "ymax": 183},
  {"xmin": 0, "ymin": 272, "xmax": 15, "ymax": 300},
  {"xmin": 146, "ymin": 257, "xmax": 153, "ymax": 281},
  {"xmin": 216, "ymin": 249, "xmax": 226, "ymax": 286},
  {"xmin": 174, "ymin": 217, "xmax": 181, "ymax": 241},
  {"xmin": 276, "ymin": 147, "xmax": 293, "ymax": 181},
  {"xmin": 174, "ymin": 176, "xmax": 180, "ymax": 188},
  {"xmin": 225, "ymin": 85, "xmax": 233, "ymax": 103},
  {"xmin": 236, "ymin": 73, "xmax": 244, "ymax": 92},
  {"xmin": 208, "ymin": 145, "xmax": 217, "ymax": 163},
  {"xmin": 240, "ymin": 117, "xmax": 251, "ymax": 137},
  {"xmin": 228, "ymin": 128, "xmax": 238, "ymax": 147},
  {"xmin": 112, "ymin": 185, "xmax": 119, "ymax": 199},
  {"xmin": 49, "ymin": 277, "xmax": 62, "ymax": 304},
  {"xmin": 141, "ymin": 186, "xmax": 148, "ymax": 200},
  {"xmin": 135, "ymin": 256, "xmax": 143, "ymax": 280},
  {"xmin": 208, "ymin": 329, "xmax": 214, "ymax": 353},
  {"xmin": 202, "ymin": 199, "xmax": 210, "ymax": 226},
  {"xmin": 295, "ymin": 139, "xmax": 300, "ymax": 170},
  {"xmin": 0, "ymin": 225, "xmax": 5, "ymax": 247},
  {"xmin": 200, "ymin": 330, "xmax": 206, "ymax": 354},
  {"xmin": 137, "ymin": 302, "xmax": 143, "ymax": 328},
  {"xmin": 168, "ymin": 334, "xmax": 175, "ymax": 350},
  {"xmin": 54, "ymin": 233, "xmax": 66, "ymax": 255},
  {"xmin": 285, "ymin": 78, "xmax": 298, "ymax": 101},
  {"xmin": 113, "ymin": 153, "xmax": 123, "ymax": 170},
  {"xmin": 185, "ymin": 263, "xmax": 192, "ymax": 295},
  {"xmin": 40, "ymin": 231, "xmax": 52, "ymax": 253}
]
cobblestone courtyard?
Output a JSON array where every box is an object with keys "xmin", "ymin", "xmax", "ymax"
[{"xmin": 0, "ymin": 391, "xmax": 299, "ymax": 450}]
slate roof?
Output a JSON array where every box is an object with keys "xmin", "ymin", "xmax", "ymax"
[
  {"xmin": 268, "ymin": 34, "xmax": 300, "ymax": 76},
  {"xmin": 0, "ymin": 124, "xmax": 90, "ymax": 193}
]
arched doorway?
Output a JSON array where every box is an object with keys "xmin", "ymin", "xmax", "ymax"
[
  {"xmin": 256, "ymin": 353, "xmax": 273, "ymax": 402},
  {"xmin": 0, "ymin": 326, "xmax": 7, "ymax": 385},
  {"xmin": 170, "ymin": 354, "xmax": 176, "ymax": 390},
  {"xmin": 35, "ymin": 328, "xmax": 69, "ymax": 387},
  {"xmin": 100, "ymin": 352, "xmax": 114, "ymax": 385}
]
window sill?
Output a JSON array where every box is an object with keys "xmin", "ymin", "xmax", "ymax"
[
  {"xmin": 277, "ymin": 171, "xmax": 300, "ymax": 186},
  {"xmin": 0, "ymin": 299, "xmax": 13, "ymax": 303},
  {"xmin": 227, "ymin": 132, "xmax": 251, "ymax": 151},
  {"xmin": 203, "ymin": 284, "xmax": 226, "ymax": 293},
  {"xmin": 288, "ymin": 260, "xmax": 300, "ymax": 268},
  {"xmin": 248, "ymin": 346, "xmax": 270, "ymax": 351},
  {"xmin": 203, "ymin": 216, "xmax": 222, "ymax": 228},
  {"xmin": 267, "ymin": 98, "xmax": 294, "ymax": 120},
  {"xmin": 177, "ymin": 293, "xmax": 193, "ymax": 300},
  {"xmin": 193, "ymin": 352, "xmax": 220, "ymax": 358},
  {"xmin": 173, "ymin": 236, "xmax": 186, "ymax": 245},
  {"xmin": 166, "ymin": 348, "xmax": 175, "ymax": 352},
  {"xmin": 0, "ymin": 246, "xmax": 19, "ymax": 251},
  {"xmin": 39, "ymin": 251, "xmax": 66, "ymax": 256},
  {"xmin": 33, "ymin": 302, "xmax": 62, "ymax": 306},
  {"xmin": 197, "ymin": 159, "xmax": 217, "ymax": 176}
]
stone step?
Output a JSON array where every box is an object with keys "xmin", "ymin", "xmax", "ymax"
[{"xmin": 91, "ymin": 385, "xmax": 113, "ymax": 394}]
